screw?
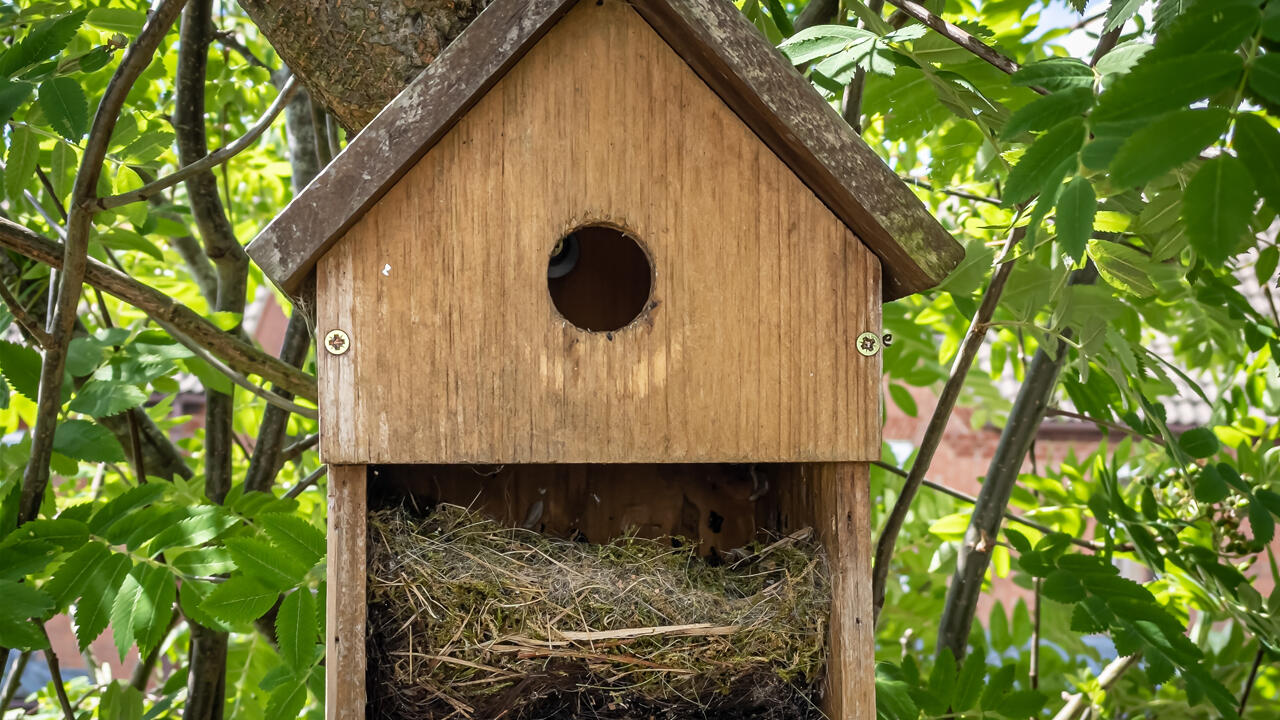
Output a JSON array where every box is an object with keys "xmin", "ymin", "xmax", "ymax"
[
  {"xmin": 324, "ymin": 329, "xmax": 351, "ymax": 356},
  {"xmin": 856, "ymin": 332, "xmax": 880, "ymax": 357}
]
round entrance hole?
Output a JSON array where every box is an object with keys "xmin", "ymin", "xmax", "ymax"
[{"xmin": 547, "ymin": 225, "xmax": 653, "ymax": 332}]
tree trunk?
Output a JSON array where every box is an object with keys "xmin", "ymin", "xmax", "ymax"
[{"xmin": 236, "ymin": 0, "xmax": 489, "ymax": 131}]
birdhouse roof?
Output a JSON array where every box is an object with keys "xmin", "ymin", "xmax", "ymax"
[{"xmin": 246, "ymin": 0, "xmax": 963, "ymax": 300}]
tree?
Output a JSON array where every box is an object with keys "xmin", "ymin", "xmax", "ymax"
[{"xmin": 0, "ymin": 0, "xmax": 1277, "ymax": 719}]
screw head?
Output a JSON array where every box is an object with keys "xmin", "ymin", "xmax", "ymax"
[
  {"xmin": 856, "ymin": 331, "xmax": 880, "ymax": 357},
  {"xmin": 324, "ymin": 329, "xmax": 350, "ymax": 356}
]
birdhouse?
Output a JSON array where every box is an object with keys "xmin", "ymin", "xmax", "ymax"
[{"xmin": 248, "ymin": 0, "xmax": 961, "ymax": 717}]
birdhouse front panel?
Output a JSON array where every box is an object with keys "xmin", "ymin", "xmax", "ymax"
[{"xmin": 315, "ymin": 0, "xmax": 883, "ymax": 465}]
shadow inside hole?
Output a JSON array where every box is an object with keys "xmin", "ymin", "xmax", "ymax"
[{"xmin": 548, "ymin": 225, "xmax": 653, "ymax": 332}]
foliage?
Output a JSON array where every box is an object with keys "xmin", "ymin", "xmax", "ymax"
[{"xmin": 0, "ymin": 0, "xmax": 1276, "ymax": 719}]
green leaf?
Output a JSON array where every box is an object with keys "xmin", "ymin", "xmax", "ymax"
[
  {"xmin": 1087, "ymin": 239, "xmax": 1158, "ymax": 297},
  {"xmin": 1109, "ymin": 109, "xmax": 1230, "ymax": 188},
  {"xmin": 38, "ymin": 76, "xmax": 88, "ymax": 141},
  {"xmin": 200, "ymin": 575, "xmax": 278, "ymax": 626},
  {"xmin": 1249, "ymin": 53, "xmax": 1280, "ymax": 106},
  {"xmin": 86, "ymin": 7, "xmax": 146, "ymax": 35},
  {"xmin": 876, "ymin": 663, "xmax": 920, "ymax": 720},
  {"xmin": 1055, "ymin": 177, "xmax": 1096, "ymax": 262},
  {"xmin": 1092, "ymin": 52, "xmax": 1243, "ymax": 127},
  {"xmin": 998, "ymin": 689, "xmax": 1048, "ymax": 718},
  {"xmin": 5, "ymin": 125, "xmax": 39, "ymax": 205},
  {"xmin": 1003, "ymin": 118, "xmax": 1086, "ymax": 206},
  {"xmin": 1010, "ymin": 57, "xmax": 1094, "ymax": 92},
  {"xmin": 257, "ymin": 512, "xmax": 326, "ymax": 568},
  {"xmin": 1043, "ymin": 568, "xmax": 1087, "ymax": 603},
  {"xmin": 952, "ymin": 654, "xmax": 986, "ymax": 712},
  {"xmin": 68, "ymin": 380, "xmax": 147, "ymax": 418},
  {"xmin": 11, "ymin": 517, "xmax": 89, "ymax": 550},
  {"xmin": 100, "ymin": 681, "xmax": 144, "ymax": 720},
  {"xmin": 778, "ymin": 25, "xmax": 877, "ymax": 64},
  {"xmin": 53, "ymin": 419, "xmax": 126, "ymax": 462},
  {"xmin": 1094, "ymin": 41, "xmax": 1151, "ymax": 76},
  {"xmin": 1194, "ymin": 464, "xmax": 1230, "ymax": 503},
  {"xmin": 66, "ymin": 336, "xmax": 105, "ymax": 377},
  {"xmin": 89, "ymin": 483, "xmax": 168, "ymax": 536},
  {"xmin": 0, "ymin": 540, "xmax": 59, "ymax": 581},
  {"xmin": 980, "ymin": 664, "xmax": 1017, "ymax": 710},
  {"xmin": 97, "ymin": 228, "xmax": 166, "ymax": 261},
  {"xmin": 1000, "ymin": 87, "xmax": 1095, "ymax": 141},
  {"xmin": 926, "ymin": 648, "xmax": 956, "ymax": 711},
  {"xmin": 170, "ymin": 547, "xmax": 236, "ymax": 577},
  {"xmin": 146, "ymin": 505, "xmax": 237, "ymax": 555},
  {"xmin": 0, "ymin": 80, "xmax": 34, "ymax": 125},
  {"xmin": 0, "ymin": 582, "xmax": 53, "ymax": 649},
  {"xmin": 72, "ymin": 552, "xmax": 130, "ymax": 651},
  {"xmin": 1179, "ymin": 427, "xmax": 1221, "ymax": 459},
  {"xmin": 1150, "ymin": 3, "xmax": 1261, "ymax": 59},
  {"xmin": 888, "ymin": 383, "xmax": 917, "ymax": 417},
  {"xmin": 0, "ymin": 339, "xmax": 43, "ymax": 401},
  {"xmin": 110, "ymin": 562, "xmax": 174, "ymax": 659},
  {"xmin": 1105, "ymin": 0, "xmax": 1148, "ymax": 31},
  {"xmin": 0, "ymin": 11, "xmax": 88, "ymax": 78},
  {"xmin": 1182, "ymin": 155, "xmax": 1257, "ymax": 265},
  {"xmin": 226, "ymin": 536, "xmax": 311, "ymax": 591},
  {"xmin": 43, "ymin": 541, "xmax": 111, "ymax": 608},
  {"xmin": 276, "ymin": 589, "xmax": 317, "ymax": 671},
  {"xmin": 265, "ymin": 678, "xmax": 309, "ymax": 720},
  {"xmin": 1249, "ymin": 499, "xmax": 1275, "ymax": 544},
  {"xmin": 1233, "ymin": 114, "xmax": 1280, "ymax": 213},
  {"xmin": 180, "ymin": 357, "xmax": 233, "ymax": 395}
]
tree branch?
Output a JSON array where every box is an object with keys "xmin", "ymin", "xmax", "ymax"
[
  {"xmin": 881, "ymin": 0, "xmax": 1033, "ymax": 83},
  {"xmin": 1239, "ymin": 646, "xmax": 1266, "ymax": 716},
  {"xmin": 1045, "ymin": 407, "xmax": 1165, "ymax": 445},
  {"xmin": 0, "ymin": 277, "xmax": 52, "ymax": 348},
  {"xmin": 0, "ymin": 219, "xmax": 316, "ymax": 401},
  {"xmin": 40, "ymin": 632, "xmax": 75, "ymax": 720},
  {"xmin": 284, "ymin": 463, "xmax": 327, "ymax": 499},
  {"xmin": 19, "ymin": 0, "xmax": 190, "ymax": 525},
  {"xmin": 1051, "ymin": 653, "xmax": 1140, "ymax": 720},
  {"xmin": 245, "ymin": 311, "xmax": 315, "ymax": 492},
  {"xmin": 872, "ymin": 223, "xmax": 1025, "ymax": 624},
  {"xmin": 90, "ymin": 77, "xmax": 298, "ymax": 211},
  {"xmin": 841, "ymin": 0, "xmax": 886, "ymax": 134},
  {"xmin": 0, "ymin": 649, "xmax": 31, "ymax": 710},
  {"xmin": 900, "ymin": 175, "xmax": 1003, "ymax": 206},
  {"xmin": 935, "ymin": 265, "xmax": 1099, "ymax": 662}
]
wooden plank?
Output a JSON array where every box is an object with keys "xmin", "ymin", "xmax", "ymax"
[
  {"xmin": 326, "ymin": 465, "xmax": 367, "ymax": 720},
  {"xmin": 316, "ymin": 0, "xmax": 884, "ymax": 465},
  {"xmin": 246, "ymin": 0, "xmax": 580, "ymax": 294},
  {"xmin": 630, "ymin": 0, "xmax": 961, "ymax": 299},
  {"xmin": 247, "ymin": 0, "xmax": 960, "ymax": 299},
  {"xmin": 772, "ymin": 463, "xmax": 875, "ymax": 720}
]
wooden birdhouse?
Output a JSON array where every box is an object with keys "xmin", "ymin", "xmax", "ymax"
[{"xmin": 248, "ymin": 0, "xmax": 962, "ymax": 717}]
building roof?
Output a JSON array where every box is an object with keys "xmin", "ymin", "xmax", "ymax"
[{"xmin": 246, "ymin": 0, "xmax": 963, "ymax": 300}]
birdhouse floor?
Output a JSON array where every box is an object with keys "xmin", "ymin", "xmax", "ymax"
[{"xmin": 364, "ymin": 503, "xmax": 829, "ymax": 720}]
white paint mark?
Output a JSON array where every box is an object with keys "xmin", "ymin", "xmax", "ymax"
[{"xmin": 382, "ymin": 263, "xmax": 391, "ymax": 276}]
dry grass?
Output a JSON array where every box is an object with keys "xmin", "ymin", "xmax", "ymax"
[{"xmin": 366, "ymin": 504, "xmax": 830, "ymax": 720}]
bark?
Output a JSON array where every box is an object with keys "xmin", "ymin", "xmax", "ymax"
[{"xmin": 237, "ymin": 0, "xmax": 489, "ymax": 130}]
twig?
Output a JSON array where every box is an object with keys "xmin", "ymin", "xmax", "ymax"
[
  {"xmin": 90, "ymin": 76, "xmax": 298, "ymax": 211},
  {"xmin": 284, "ymin": 464, "xmax": 327, "ymax": 499},
  {"xmin": 872, "ymin": 222, "xmax": 1025, "ymax": 625},
  {"xmin": 280, "ymin": 433, "xmax": 319, "ymax": 463},
  {"xmin": 0, "ymin": 278, "xmax": 52, "ymax": 347},
  {"xmin": 1239, "ymin": 646, "xmax": 1266, "ymax": 716},
  {"xmin": 900, "ymin": 175, "xmax": 1002, "ymax": 206},
  {"xmin": 1046, "ymin": 407, "xmax": 1166, "ymax": 445},
  {"xmin": 881, "ymin": 0, "xmax": 1030, "ymax": 81},
  {"xmin": 872, "ymin": 460, "xmax": 1122, "ymax": 552},
  {"xmin": 212, "ymin": 29, "xmax": 270, "ymax": 69},
  {"xmin": 152, "ymin": 316, "xmax": 317, "ymax": 419},
  {"xmin": 245, "ymin": 310, "xmax": 314, "ymax": 493},
  {"xmin": 1031, "ymin": 576, "xmax": 1041, "ymax": 690},
  {"xmin": 18, "ymin": 0, "xmax": 190, "ymax": 526},
  {"xmin": 1051, "ymin": 653, "xmax": 1140, "ymax": 720},
  {"xmin": 0, "ymin": 218, "xmax": 317, "ymax": 401},
  {"xmin": 842, "ymin": 0, "xmax": 886, "ymax": 134},
  {"xmin": 40, "ymin": 631, "xmax": 75, "ymax": 720},
  {"xmin": 0, "ymin": 649, "xmax": 31, "ymax": 709}
]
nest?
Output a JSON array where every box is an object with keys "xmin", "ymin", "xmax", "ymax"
[{"xmin": 366, "ymin": 505, "xmax": 831, "ymax": 720}]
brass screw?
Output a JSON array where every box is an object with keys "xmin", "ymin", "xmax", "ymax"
[
  {"xmin": 324, "ymin": 329, "xmax": 351, "ymax": 356},
  {"xmin": 856, "ymin": 332, "xmax": 880, "ymax": 357}
]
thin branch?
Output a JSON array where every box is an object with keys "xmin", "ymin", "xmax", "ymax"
[
  {"xmin": 90, "ymin": 76, "xmax": 298, "ymax": 211},
  {"xmin": 872, "ymin": 221, "xmax": 1026, "ymax": 625},
  {"xmin": 152, "ymin": 316, "xmax": 317, "ymax": 419},
  {"xmin": 0, "ymin": 277, "xmax": 52, "ymax": 347},
  {"xmin": 40, "ymin": 632, "xmax": 75, "ymax": 720},
  {"xmin": 19, "ymin": 0, "xmax": 190, "ymax": 525},
  {"xmin": 245, "ymin": 310, "xmax": 314, "ymax": 492},
  {"xmin": 284, "ymin": 464, "xmax": 327, "ymax": 499},
  {"xmin": 795, "ymin": 0, "xmax": 840, "ymax": 31},
  {"xmin": 901, "ymin": 175, "xmax": 1002, "ymax": 206},
  {"xmin": 873, "ymin": 460, "xmax": 1121, "ymax": 553},
  {"xmin": 0, "ymin": 218, "xmax": 317, "ymax": 402},
  {"xmin": 212, "ymin": 29, "xmax": 270, "ymax": 69},
  {"xmin": 280, "ymin": 433, "xmax": 319, "ymax": 464},
  {"xmin": 842, "ymin": 0, "xmax": 886, "ymax": 134},
  {"xmin": 1046, "ymin": 407, "xmax": 1166, "ymax": 445},
  {"xmin": 881, "ymin": 0, "xmax": 1033, "ymax": 83},
  {"xmin": 0, "ymin": 649, "xmax": 31, "ymax": 709},
  {"xmin": 1051, "ymin": 653, "xmax": 1140, "ymax": 720},
  {"xmin": 1239, "ymin": 646, "xmax": 1266, "ymax": 716}
]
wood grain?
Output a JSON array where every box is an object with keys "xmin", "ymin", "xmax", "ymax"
[
  {"xmin": 773, "ymin": 463, "xmax": 874, "ymax": 720},
  {"xmin": 317, "ymin": 0, "xmax": 883, "ymax": 465},
  {"xmin": 326, "ymin": 465, "xmax": 368, "ymax": 720}
]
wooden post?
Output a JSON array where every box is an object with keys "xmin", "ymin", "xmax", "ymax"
[
  {"xmin": 819, "ymin": 463, "xmax": 874, "ymax": 720},
  {"xmin": 327, "ymin": 464, "xmax": 367, "ymax": 720}
]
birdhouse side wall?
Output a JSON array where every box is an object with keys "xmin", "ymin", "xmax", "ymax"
[{"xmin": 315, "ymin": 0, "xmax": 883, "ymax": 465}]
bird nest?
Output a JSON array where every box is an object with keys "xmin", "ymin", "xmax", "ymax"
[{"xmin": 366, "ymin": 504, "xmax": 831, "ymax": 720}]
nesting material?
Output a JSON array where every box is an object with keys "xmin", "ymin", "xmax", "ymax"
[{"xmin": 366, "ymin": 505, "xmax": 831, "ymax": 720}]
